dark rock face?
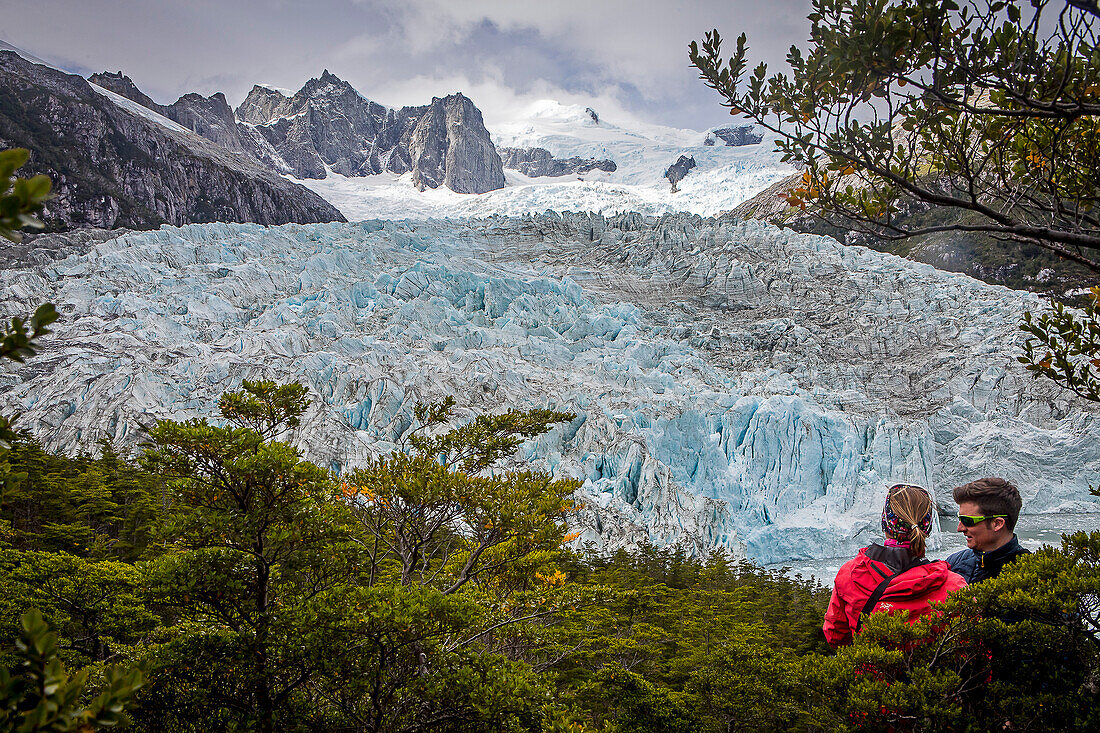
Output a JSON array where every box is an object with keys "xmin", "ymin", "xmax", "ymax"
[
  {"xmin": 0, "ymin": 51, "xmax": 345, "ymax": 230},
  {"xmin": 166, "ymin": 92, "xmax": 250, "ymax": 153},
  {"xmin": 88, "ymin": 70, "xmax": 159, "ymax": 110},
  {"xmin": 236, "ymin": 85, "xmax": 295, "ymax": 124},
  {"xmin": 664, "ymin": 155, "xmax": 696, "ymax": 192},
  {"xmin": 406, "ymin": 93, "xmax": 505, "ymax": 194},
  {"xmin": 704, "ymin": 124, "xmax": 763, "ymax": 147},
  {"xmin": 90, "ymin": 69, "xmax": 506, "ymax": 194},
  {"xmin": 585, "ymin": 107, "xmax": 599, "ymax": 124},
  {"xmin": 234, "ymin": 73, "xmax": 505, "ymax": 192},
  {"xmin": 246, "ymin": 71, "xmax": 390, "ymax": 178},
  {"xmin": 499, "ymin": 147, "xmax": 616, "ymax": 177},
  {"xmin": 91, "ymin": 72, "xmax": 261, "ymax": 161}
]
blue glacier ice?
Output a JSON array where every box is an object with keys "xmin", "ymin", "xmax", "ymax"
[{"xmin": 1, "ymin": 213, "xmax": 1097, "ymax": 563}]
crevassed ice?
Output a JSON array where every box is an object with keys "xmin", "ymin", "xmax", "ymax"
[{"xmin": 1, "ymin": 213, "xmax": 1097, "ymax": 563}]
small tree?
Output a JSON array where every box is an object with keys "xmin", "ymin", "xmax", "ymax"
[
  {"xmin": 344, "ymin": 398, "xmax": 581, "ymax": 594},
  {"xmin": 322, "ymin": 399, "xmax": 590, "ymax": 731},
  {"xmin": 135, "ymin": 384, "xmax": 582, "ymax": 732},
  {"xmin": 139, "ymin": 380, "xmax": 357, "ymax": 733}
]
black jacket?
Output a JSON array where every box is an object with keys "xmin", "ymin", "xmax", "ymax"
[{"xmin": 946, "ymin": 535, "xmax": 1030, "ymax": 584}]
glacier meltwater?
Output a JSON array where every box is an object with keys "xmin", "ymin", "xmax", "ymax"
[{"xmin": 1, "ymin": 213, "xmax": 1098, "ymax": 564}]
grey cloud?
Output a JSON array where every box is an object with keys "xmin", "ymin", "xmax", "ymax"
[{"xmin": 3, "ymin": 0, "xmax": 812, "ymax": 129}]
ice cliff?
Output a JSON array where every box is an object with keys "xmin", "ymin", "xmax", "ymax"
[{"xmin": 1, "ymin": 213, "xmax": 1097, "ymax": 563}]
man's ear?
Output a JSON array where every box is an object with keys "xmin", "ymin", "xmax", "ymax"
[{"xmin": 992, "ymin": 517, "xmax": 1007, "ymax": 533}]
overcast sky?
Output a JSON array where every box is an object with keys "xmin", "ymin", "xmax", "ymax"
[{"xmin": 3, "ymin": 0, "xmax": 813, "ymax": 131}]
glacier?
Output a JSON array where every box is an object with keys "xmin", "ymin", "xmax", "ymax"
[{"xmin": 2, "ymin": 213, "xmax": 1098, "ymax": 564}]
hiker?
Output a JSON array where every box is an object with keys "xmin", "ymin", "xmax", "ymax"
[
  {"xmin": 946, "ymin": 477, "xmax": 1030, "ymax": 584},
  {"xmin": 823, "ymin": 483, "xmax": 967, "ymax": 648}
]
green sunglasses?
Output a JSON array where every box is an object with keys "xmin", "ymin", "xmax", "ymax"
[{"xmin": 957, "ymin": 513, "xmax": 1008, "ymax": 527}]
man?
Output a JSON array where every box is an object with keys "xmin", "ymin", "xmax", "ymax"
[{"xmin": 946, "ymin": 477, "xmax": 1030, "ymax": 584}]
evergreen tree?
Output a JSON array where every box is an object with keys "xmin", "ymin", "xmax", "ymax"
[{"xmin": 136, "ymin": 380, "xmax": 355, "ymax": 732}]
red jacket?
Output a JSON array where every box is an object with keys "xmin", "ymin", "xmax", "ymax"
[{"xmin": 823, "ymin": 544, "xmax": 967, "ymax": 647}]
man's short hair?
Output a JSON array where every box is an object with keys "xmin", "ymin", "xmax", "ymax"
[{"xmin": 952, "ymin": 477, "xmax": 1023, "ymax": 530}]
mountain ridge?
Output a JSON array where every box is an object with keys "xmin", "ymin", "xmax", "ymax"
[
  {"xmin": 0, "ymin": 51, "xmax": 344, "ymax": 230},
  {"xmin": 91, "ymin": 68, "xmax": 506, "ymax": 194},
  {"xmin": 729, "ymin": 171, "xmax": 1096, "ymax": 298}
]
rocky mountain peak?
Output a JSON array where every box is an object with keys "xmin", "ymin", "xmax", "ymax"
[
  {"xmin": 168, "ymin": 91, "xmax": 245, "ymax": 152},
  {"xmin": 296, "ymin": 70, "xmax": 363, "ymax": 106},
  {"xmin": 1, "ymin": 51, "xmax": 343, "ymax": 230},
  {"xmin": 236, "ymin": 85, "xmax": 293, "ymax": 125},
  {"xmin": 408, "ymin": 93, "xmax": 505, "ymax": 194},
  {"xmin": 665, "ymin": 155, "xmax": 696, "ymax": 192},
  {"xmin": 498, "ymin": 147, "xmax": 617, "ymax": 178},
  {"xmin": 88, "ymin": 67, "xmax": 504, "ymax": 194},
  {"xmin": 88, "ymin": 70, "xmax": 159, "ymax": 110},
  {"xmin": 704, "ymin": 124, "xmax": 763, "ymax": 147}
]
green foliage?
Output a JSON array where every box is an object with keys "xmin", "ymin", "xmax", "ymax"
[
  {"xmin": 0, "ymin": 551, "xmax": 158, "ymax": 670},
  {"xmin": 587, "ymin": 664, "xmax": 700, "ymax": 733},
  {"xmin": 0, "ymin": 609, "xmax": 142, "ymax": 732},
  {"xmin": 545, "ymin": 548, "xmax": 832, "ymax": 732},
  {"xmin": 690, "ymin": 0, "xmax": 1100, "ymax": 270},
  {"xmin": 1020, "ymin": 286, "xmax": 1100, "ymax": 404},
  {"xmin": 810, "ymin": 534, "xmax": 1100, "ymax": 732},
  {"xmin": 1018, "ymin": 286, "xmax": 1100, "ymax": 450},
  {"xmin": 296, "ymin": 583, "xmax": 561, "ymax": 732},
  {"xmin": 125, "ymin": 386, "xmax": 589, "ymax": 731},
  {"xmin": 0, "ymin": 148, "xmax": 52, "ymax": 244},
  {"xmin": 408, "ymin": 396, "xmax": 577, "ymax": 473},
  {"xmin": 684, "ymin": 625, "xmax": 814, "ymax": 732},
  {"xmin": 1, "ymin": 439, "xmax": 162, "ymax": 559},
  {"xmin": 10, "ymin": 378, "xmax": 1099, "ymax": 732},
  {"xmin": 1, "ymin": 301, "xmax": 59, "ymax": 533},
  {"xmin": 0, "ymin": 304, "xmax": 58, "ymax": 367},
  {"xmin": 137, "ymin": 381, "xmax": 354, "ymax": 732},
  {"xmin": 345, "ymin": 397, "xmax": 580, "ymax": 594},
  {"xmin": 0, "ymin": 150, "xmax": 58, "ymax": 554},
  {"xmin": 217, "ymin": 379, "xmax": 310, "ymax": 439}
]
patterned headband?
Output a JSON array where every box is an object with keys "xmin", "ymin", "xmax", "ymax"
[{"xmin": 881, "ymin": 483, "xmax": 934, "ymax": 543}]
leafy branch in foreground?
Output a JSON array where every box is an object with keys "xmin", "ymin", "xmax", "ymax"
[
  {"xmin": 1020, "ymin": 285, "xmax": 1100, "ymax": 402},
  {"xmin": 1, "ymin": 304, "xmax": 59, "ymax": 365},
  {"xmin": 0, "ymin": 148, "xmax": 51, "ymax": 244},
  {"xmin": 0, "ymin": 609, "xmax": 142, "ymax": 731},
  {"xmin": 690, "ymin": 0, "xmax": 1100, "ymax": 270}
]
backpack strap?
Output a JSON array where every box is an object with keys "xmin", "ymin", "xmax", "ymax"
[{"xmin": 854, "ymin": 557, "xmax": 930, "ymax": 632}]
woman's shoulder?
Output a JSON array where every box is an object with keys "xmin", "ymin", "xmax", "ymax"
[{"xmin": 833, "ymin": 546, "xmax": 876, "ymax": 584}]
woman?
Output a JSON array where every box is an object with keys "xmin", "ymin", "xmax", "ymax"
[{"xmin": 823, "ymin": 483, "xmax": 967, "ymax": 648}]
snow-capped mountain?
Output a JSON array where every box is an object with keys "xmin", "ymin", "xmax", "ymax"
[
  {"xmin": 3, "ymin": 214, "xmax": 1096, "ymax": 563},
  {"xmin": 298, "ymin": 100, "xmax": 794, "ymax": 220},
  {"xmin": 15, "ymin": 33, "xmax": 790, "ymax": 226}
]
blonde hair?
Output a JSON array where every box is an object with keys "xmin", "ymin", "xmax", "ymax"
[{"xmin": 889, "ymin": 484, "xmax": 933, "ymax": 556}]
